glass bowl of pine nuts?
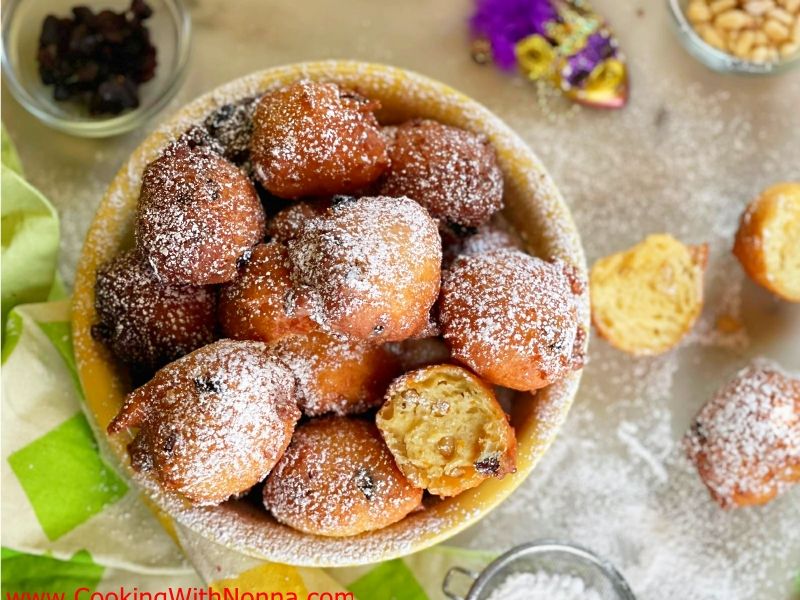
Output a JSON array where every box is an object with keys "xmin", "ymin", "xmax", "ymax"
[{"xmin": 668, "ymin": 0, "xmax": 800, "ymax": 74}]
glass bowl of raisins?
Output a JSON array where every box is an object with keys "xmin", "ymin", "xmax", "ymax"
[{"xmin": 2, "ymin": 0, "xmax": 190, "ymax": 137}]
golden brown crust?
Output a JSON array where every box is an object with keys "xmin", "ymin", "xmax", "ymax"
[
  {"xmin": 383, "ymin": 337, "xmax": 452, "ymax": 372},
  {"xmin": 439, "ymin": 250, "xmax": 583, "ymax": 391},
  {"xmin": 108, "ymin": 340, "xmax": 300, "ymax": 505},
  {"xmin": 733, "ymin": 182, "xmax": 800, "ymax": 302},
  {"xmin": 250, "ymin": 81, "xmax": 389, "ymax": 199},
  {"xmin": 377, "ymin": 364, "xmax": 516, "ymax": 497},
  {"xmin": 287, "ymin": 196, "xmax": 442, "ymax": 342},
  {"xmin": 218, "ymin": 242, "xmax": 317, "ymax": 344},
  {"xmin": 590, "ymin": 234, "xmax": 707, "ymax": 356},
  {"xmin": 684, "ymin": 361, "xmax": 800, "ymax": 509},
  {"xmin": 440, "ymin": 222, "xmax": 523, "ymax": 269},
  {"xmin": 263, "ymin": 417, "xmax": 423, "ymax": 537},
  {"xmin": 273, "ymin": 331, "xmax": 400, "ymax": 417},
  {"xmin": 266, "ymin": 200, "xmax": 331, "ymax": 244},
  {"xmin": 135, "ymin": 144, "xmax": 266, "ymax": 285},
  {"xmin": 380, "ymin": 119, "xmax": 503, "ymax": 227},
  {"xmin": 93, "ymin": 250, "xmax": 217, "ymax": 369}
]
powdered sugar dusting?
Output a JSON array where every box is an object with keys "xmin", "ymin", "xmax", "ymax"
[
  {"xmin": 266, "ymin": 201, "xmax": 329, "ymax": 243},
  {"xmin": 272, "ymin": 333, "xmax": 398, "ymax": 417},
  {"xmin": 93, "ymin": 249, "xmax": 217, "ymax": 369},
  {"xmin": 115, "ymin": 340, "xmax": 300, "ymax": 505},
  {"xmin": 263, "ymin": 417, "xmax": 422, "ymax": 537},
  {"xmin": 465, "ymin": 350, "xmax": 800, "ymax": 599},
  {"xmin": 288, "ymin": 195, "xmax": 442, "ymax": 341},
  {"xmin": 440, "ymin": 249, "xmax": 583, "ymax": 391},
  {"xmin": 250, "ymin": 80, "xmax": 388, "ymax": 198},
  {"xmin": 218, "ymin": 242, "xmax": 315, "ymax": 343},
  {"xmin": 485, "ymin": 571, "xmax": 604, "ymax": 600},
  {"xmin": 684, "ymin": 359, "xmax": 800, "ymax": 508},
  {"xmin": 136, "ymin": 144, "xmax": 266, "ymax": 285},
  {"xmin": 380, "ymin": 119, "xmax": 504, "ymax": 227}
]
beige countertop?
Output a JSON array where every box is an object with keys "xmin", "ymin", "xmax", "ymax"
[{"xmin": 3, "ymin": 1, "xmax": 799, "ymax": 598}]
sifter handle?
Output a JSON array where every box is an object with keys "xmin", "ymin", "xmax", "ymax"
[{"xmin": 442, "ymin": 566, "xmax": 479, "ymax": 600}]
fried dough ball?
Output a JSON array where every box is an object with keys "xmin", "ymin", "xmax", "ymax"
[
  {"xmin": 266, "ymin": 200, "xmax": 330, "ymax": 243},
  {"xmin": 273, "ymin": 331, "xmax": 400, "ymax": 417},
  {"xmin": 136, "ymin": 144, "xmax": 266, "ymax": 285},
  {"xmin": 384, "ymin": 337, "xmax": 452, "ymax": 372},
  {"xmin": 733, "ymin": 182, "xmax": 800, "ymax": 302},
  {"xmin": 287, "ymin": 196, "xmax": 442, "ymax": 342},
  {"xmin": 263, "ymin": 417, "xmax": 422, "ymax": 537},
  {"xmin": 218, "ymin": 242, "xmax": 316, "ymax": 344},
  {"xmin": 93, "ymin": 250, "xmax": 217, "ymax": 369},
  {"xmin": 439, "ymin": 250, "xmax": 585, "ymax": 391},
  {"xmin": 441, "ymin": 222, "xmax": 522, "ymax": 268},
  {"xmin": 108, "ymin": 340, "xmax": 300, "ymax": 505},
  {"xmin": 591, "ymin": 234, "xmax": 707, "ymax": 355},
  {"xmin": 459, "ymin": 223, "xmax": 522, "ymax": 257},
  {"xmin": 684, "ymin": 360, "xmax": 800, "ymax": 509},
  {"xmin": 250, "ymin": 81, "xmax": 389, "ymax": 199},
  {"xmin": 377, "ymin": 365, "xmax": 516, "ymax": 497},
  {"xmin": 380, "ymin": 119, "xmax": 503, "ymax": 227}
]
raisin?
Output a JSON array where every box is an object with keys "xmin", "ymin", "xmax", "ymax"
[
  {"xmin": 474, "ymin": 455, "xmax": 501, "ymax": 475},
  {"xmin": 446, "ymin": 222, "xmax": 479, "ymax": 238},
  {"xmin": 35, "ymin": 0, "xmax": 157, "ymax": 115},
  {"xmin": 90, "ymin": 322, "xmax": 112, "ymax": 342},
  {"xmin": 331, "ymin": 194, "xmax": 356, "ymax": 206},
  {"xmin": 355, "ymin": 467, "xmax": 375, "ymax": 500},
  {"xmin": 236, "ymin": 248, "xmax": 254, "ymax": 271},
  {"xmin": 194, "ymin": 376, "xmax": 224, "ymax": 394},
  {"xmin": 162, "ymin": 432, "xmax": 177, "ymax": 454}
]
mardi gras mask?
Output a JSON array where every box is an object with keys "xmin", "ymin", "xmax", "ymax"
[{"xmin": 470, "ymin": 0, "xmax": 629, "ymax": 108}]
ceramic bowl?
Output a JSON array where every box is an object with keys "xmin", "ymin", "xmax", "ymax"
[{"xmin": 72, "ymin": 60, "xmax": 589, "ymax": 567}]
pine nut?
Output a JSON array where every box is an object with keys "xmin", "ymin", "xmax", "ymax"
[
  {"xmin": 734, "ymin": 29, "xmax": 757, "ymax": 54},
  {"xmin": 715, "ymin": 9, "xmax": 753, "ymax": 27},
  {"xmin": 781, "ymin": 0, "xmax": 800, "ymax": 12},
  {"xmin": 710, "ymin": 0, "xmax": 737, "ymax": 13},
  {"xmin": 764, "ymin": 18, "xmax": 790, "ymax": 40},
  {"xmin": 701, "ymin": 24, "xmax": 728, "ymax": 48},
  {"xmin": 768, "ymin": 7, "xmax": 795, "ymax": 24},
  {"xmin": 779, "ymin": 40, "xmax": 800, "ymax": 55},
  {"xmin": 688, "ymin": 0, "xmax": 713, "ymax": 22},
  {"xmin": 745, "ymin": 0, "xmax": 775, "ymax": 15},
  {"xmin": 750, "ymin": 44, "xmax": 770, "ymax": 60}
]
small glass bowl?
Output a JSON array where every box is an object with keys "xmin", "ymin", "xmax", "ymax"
[
  {"xmin": 1, "ymin": 0, "xmax": 191, "ymax": 137},
  {"xmin": 667, "ymin": 0, "xmax": 800, "ymax": 75},
  {"xmin": 443, "ymin": 541, "xmax": 636, "ymax": 600}
]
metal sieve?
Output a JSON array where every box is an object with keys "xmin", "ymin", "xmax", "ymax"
[{"xmin": 443, "ymin": 540, "xmax": 637, "ymax": 600}]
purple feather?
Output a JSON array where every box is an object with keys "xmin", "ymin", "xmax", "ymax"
[{"xmin": 470, "ymin": 0, "xmax": 558, "ymax": 70}]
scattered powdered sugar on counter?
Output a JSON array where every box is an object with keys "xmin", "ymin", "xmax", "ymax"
[
  {"xmin": 454, "ymin": 42, "xmax": 800, "ymax": 600},
  {"xmin": 461, "ymin": 347, "xmax": 800, "ymax": 600},
  {"xmin": 485, "ymin": 571, "xmax": 603, "ymax": 600}
]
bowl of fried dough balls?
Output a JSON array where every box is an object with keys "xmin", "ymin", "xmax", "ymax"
[{"xmin": 72, "ymin": 61, "xmax": 589, "ymax": 566}]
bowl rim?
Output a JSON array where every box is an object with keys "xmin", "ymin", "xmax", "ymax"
[
  {"xmin": 71, "ymin": 60, "xmax": 589, "ymax": 567},
  {"xmin": 0, "ymin": 0, "xmax": 192, "ymax": 137},
  {"xmin": 666, "ymin": 0, "xmax": 800, "ymax": 75}
]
